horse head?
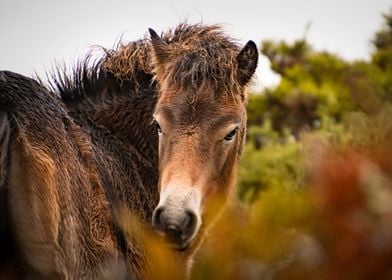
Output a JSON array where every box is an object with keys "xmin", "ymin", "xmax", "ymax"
[{"xmin": 148, "ymin": 25, "xmax": 258, "ymax": 251}]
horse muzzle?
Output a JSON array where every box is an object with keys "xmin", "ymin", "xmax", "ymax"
[{"xmin": 152, "ymin": 186, "xmax": 202, "ymax": 250}]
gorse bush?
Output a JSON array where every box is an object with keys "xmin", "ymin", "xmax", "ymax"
[{"xmin": 238, "ymin": 140, "xmax": 302, "ymax": 203}]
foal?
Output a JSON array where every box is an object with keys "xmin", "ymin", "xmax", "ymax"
[{"xmin": 0, "ymin": 23, "xmax": 258, "ymax": 278}]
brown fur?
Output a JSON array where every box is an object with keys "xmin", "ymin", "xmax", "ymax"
[
  {"xmin": 0, "ymin": 23, "xmax": 258, "ymax": 279},
  {"xmin": 150, "ymin": 24, "xmax": 244, "ymax": 98}
]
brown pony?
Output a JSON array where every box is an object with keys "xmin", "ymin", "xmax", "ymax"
[{"xmin": 0, "ymin": 23, "xmax": 258, "ymax": 279}]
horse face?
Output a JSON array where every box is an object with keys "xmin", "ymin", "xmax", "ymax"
[
  {"xmin": 151, "ymin": 90, "xmax": 246, "ymax": 250},
  {"xmin": 148, "ymin": 27, "xmax": 258, "ymax": 250}
]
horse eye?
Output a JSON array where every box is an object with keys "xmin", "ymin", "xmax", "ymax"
[
  {"xmin": 155, "ymin": 121, "xmax": 162, "ymax": 135},
  {"xmin": 224, "ymin": 127, "xmax": 238, "ymax": 142}
]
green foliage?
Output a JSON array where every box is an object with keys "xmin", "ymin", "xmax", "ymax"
[
  {"xmin": 240, "ymin": 9, "xmax": 392, "ymax": 205},
  {"xmin": 246, "ymin": 94, "xmax": 267, "ymax": 126},
  {"xmin": 238, "ymin": 141, "xmax": 301, "ymax": 203},
  {"xmin": 256, "ymin": 41, "xmax": 358, "ymax": 139},
  {"xmin": 371, "ymin": 12, "xmax": 392, "ymax": 97}
]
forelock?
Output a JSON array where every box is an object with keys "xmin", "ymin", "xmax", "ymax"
[{"xmin": 153, "ymin": 24, "xmax": 244, "ymax": 100}]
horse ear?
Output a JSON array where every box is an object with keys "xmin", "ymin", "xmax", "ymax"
[
  {"xmin": 237, "ymin": 40, "xmax": 258, "ymax": 86},
  {"xmin": 148, "ymin": 28, "xmax": 160, "ymax": 42},
  {"xmin": 149, "ymin": 28, "xmax": 170, "ymax": 66}
]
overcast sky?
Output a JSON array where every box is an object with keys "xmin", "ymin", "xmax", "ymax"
[{"xmin": 1, "ymin": 0, "xmax": 391, "ymax": 88}]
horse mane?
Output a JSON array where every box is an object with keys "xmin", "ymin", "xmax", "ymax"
[
  {"xmin": 49, "ymin": 39, "xmax": 154, "ymax": 103},
  {"xmin": 103, "ymin": 39, "xmax": 153, "ymax": 85},
  {"xmin": 49, "ymin": 57, "xmax": 106, "ymax": 102},
  {"xmin": 49, "ymin": 23, "xmax": 243, "ymax": 103}
]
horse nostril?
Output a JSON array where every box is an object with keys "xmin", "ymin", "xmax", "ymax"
[
  {"xmin": 166, "ymin": 225, "xmax": 182, "ymax": 245},
  {"xmin": 183, "ymin": 209, "xmax": 198, "ymax": 237},
  {"xmin": 152, "ymin": 206, "xmax": 164, "ymax": 230}
]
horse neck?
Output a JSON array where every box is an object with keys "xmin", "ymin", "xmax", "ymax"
[{"xmin": 65, "ymin": 77, "xmax": 159, "ymax": 163}]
